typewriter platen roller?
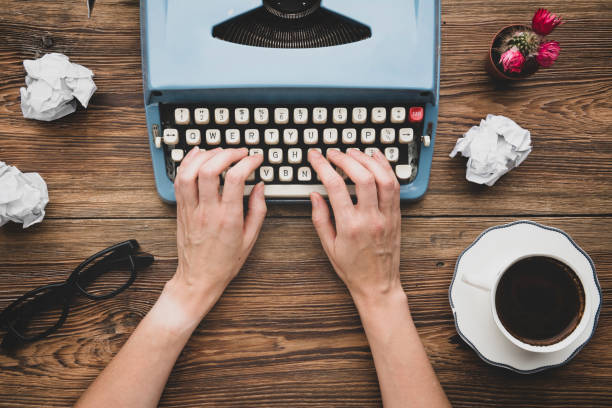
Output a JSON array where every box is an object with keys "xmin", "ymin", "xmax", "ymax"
[{"xmin": 141, "ymin": 0, "xmax": 441, "ymax": 202}]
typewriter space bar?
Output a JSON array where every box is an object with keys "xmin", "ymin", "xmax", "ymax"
[{"xmin": 241, "ymin": 184, "xmax": 356, "ymax": 198}]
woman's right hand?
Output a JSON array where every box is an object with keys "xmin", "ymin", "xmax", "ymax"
[{"xmin": 308, "ymin": 148, "xmax": 403, "ymax": 305}]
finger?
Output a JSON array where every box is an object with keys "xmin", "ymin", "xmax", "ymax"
[
  {"xmin": 327, "ymin": 150, "xmax": 378, "ymax": 211},
  {"xmin": 174, "ymin": 148, "xmax": 220, "ymax": 207},
  {"xmin": 347, "ymin": 149, "xmax": 399, "ymax": 214},
  {"xmin": 373, "ymin": 149, "xmax": 401, "ymax": 213},
  {"xmin": 243, "ymin": 181, "xmax": 267, "ymax": 250},
  {"xmin": 197, "ymin": 148, "xmax": 248, "ymax": 204},
  {"xmin": 308, "ymin": 149, "xmax": 353, "ymax": 216},
  {"xmin": 373, "ymin": 148, "xmax": 394, "ymax": 172},
  {"xmin": 222, "ymin": 154, "xmax": 264, "ymax": 212},
  {"xmin": 310, "ymin": 192, "xmax": 336, "ymax": 254},
  {"xmin": 179, "ymin": 145, "xmax": 201, "ymax": 168}
]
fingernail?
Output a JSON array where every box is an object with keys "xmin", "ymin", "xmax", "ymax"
[{"xmin": 328, "ymin": 149, "xmax": 339, "ymax": 157}]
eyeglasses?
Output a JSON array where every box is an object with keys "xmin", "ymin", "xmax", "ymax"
[{"xmin": 0, "ymin": 240, "xmax": 154, "ymax": 349}]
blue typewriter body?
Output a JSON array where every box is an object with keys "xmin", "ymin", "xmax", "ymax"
[{"xmin": 140, "ymin": 0, "xmax": 441, "ymax": 203}]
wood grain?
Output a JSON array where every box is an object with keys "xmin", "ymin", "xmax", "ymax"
[
  {"xmin": 0, "ymin": 0, "xmax": 611, "ymax": 407},
  {"xmin": 0, "ymin": 217, "xmax": 611, "ymax": 407}
]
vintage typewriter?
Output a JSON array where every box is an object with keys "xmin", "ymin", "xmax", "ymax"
[{"xmin": 141, "ymin": 0, "xmax": 440, "ymax": 202}]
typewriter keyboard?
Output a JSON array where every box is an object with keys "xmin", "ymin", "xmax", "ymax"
[{"xmin": 156, "ymin": 104, "xmax": 428, "ymax": 198}]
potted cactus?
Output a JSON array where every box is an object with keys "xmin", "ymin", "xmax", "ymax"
[{"xmin": 486, "ymin": 9, "xmax": 564, "ymax": 80}]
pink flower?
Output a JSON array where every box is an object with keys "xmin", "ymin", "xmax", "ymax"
[
  {"xmin": 536, "ymin": 41, "xmax": 561, "ymax": 68},
  {"xmin": 499, "ymin": 48, "xmax": 526, "ymax": 73},
  {"xmin": 532, "ymin": 8, "xmax": 564, "ymax": 36}
]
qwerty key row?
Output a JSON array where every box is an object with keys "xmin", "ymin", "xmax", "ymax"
[{"xmin": 157, "ymin": 105, "xmax": 426, "ymax": 196}]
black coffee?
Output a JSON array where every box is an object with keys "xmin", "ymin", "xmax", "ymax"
[{"xmin": 495, "ymin": 256, "xmax": 585, "ymax": 346}]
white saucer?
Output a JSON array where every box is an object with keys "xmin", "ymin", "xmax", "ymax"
[{"xmin": 449, "ymin": 220, "xmax": 602, "ymax": 374}]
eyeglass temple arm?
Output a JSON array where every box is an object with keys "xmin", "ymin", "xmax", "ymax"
[{"xmin": 77, "ymin": 253, "xmax": 154, "ymax": 288}]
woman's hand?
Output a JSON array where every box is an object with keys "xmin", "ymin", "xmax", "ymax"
[
  {"xmin": 167, "ymin": 147, "xmax": 267, "ymax": 325},
  {"xmin": 77, "ymin": 147, "xmax": 268, "ymax": 408},
  {"xmin": 309, "ymin": 149, "xmax": 450, "ymax": 407},
  {"xmin": 308, "ymin": 148, "xmax": 402, "ymax": 306}
]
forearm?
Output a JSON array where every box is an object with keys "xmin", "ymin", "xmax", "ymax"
[
  {"xmin": 76, "ymin": 275, "xmax": 221, "ymax": 408},
  {"xmin": 354, "ymin": 288, "xmax": 450, "ymax": 408}
]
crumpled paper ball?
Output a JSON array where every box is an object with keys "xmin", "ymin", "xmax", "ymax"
[
  {"xmin": 449, "ymin": 114, "xmax": 532, "ymax": 186},
  {"xmin": 20, "ymin": 53, "xmax": 97, "ymax": 121},
  {"xmin": 0, "ymin": 162, "xmax": 49, "ymax": 228}
]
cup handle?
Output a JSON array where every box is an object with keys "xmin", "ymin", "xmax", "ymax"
[{"xmin": 462, "ymin": 269, "xmax": 497, "ymax": 291}]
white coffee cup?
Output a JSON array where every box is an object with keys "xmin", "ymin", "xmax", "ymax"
[{"xmin": 463, "ymin": 252, "xmax": 591, "ymax": 353}]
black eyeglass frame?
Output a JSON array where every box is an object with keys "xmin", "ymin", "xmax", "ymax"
[{"xmin": 0, "ymin": 240, "xmax": 153, "ymax": 344}]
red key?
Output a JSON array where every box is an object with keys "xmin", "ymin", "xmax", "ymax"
[{"xmin": 409, "ymin": 107, "xmax": 424, "ymax": 123}]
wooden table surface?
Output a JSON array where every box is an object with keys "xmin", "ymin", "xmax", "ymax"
[{"xmin": 1, "ymin": 1, "xmax": 611, "ymax": 406}]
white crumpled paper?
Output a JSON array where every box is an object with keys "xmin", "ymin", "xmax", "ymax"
[
  {"xmin": 0, "ymin": 162, "xmax": 49, "ymax": 228},
  {"xmin": 20, "ymin": 53, "xmax": 97, "ymax": 121},
  {"xmin": 449, "ymin": 114, "xmax": 532, "ymax": 186}
]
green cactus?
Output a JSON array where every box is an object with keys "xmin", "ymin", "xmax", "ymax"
[{"xmin": 505, "ymin": 31, "xmax": 540, "ymax": 56}]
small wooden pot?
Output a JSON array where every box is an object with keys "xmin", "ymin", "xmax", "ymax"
[{"xmin": 485, "ymin": 24, "xmax": 539, "ymax": 81}]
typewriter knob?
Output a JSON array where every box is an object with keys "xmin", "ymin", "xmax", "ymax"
[{"xmin": 263, "ymin": 0, "xmax": 321, "ymax": 19}]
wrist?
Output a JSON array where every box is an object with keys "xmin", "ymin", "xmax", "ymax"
[
  {"xmin": 150, "ymin": 273, "xmax": 224, "ymax": 336},
  {"xmin": 352, "ymin": 285, "xmax": 410, "ymax": 322}
]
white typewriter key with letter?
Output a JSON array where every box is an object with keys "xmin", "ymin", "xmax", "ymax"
[
  {"xmin": 171, "ymin": 149, "xmax": 184, "ymax": 162},
  {"xmin": 274, "ymin": 108, "xmax": 289, "ymax": 124},
  {"xmin": 323, "ymin": 128, "xmax": 338, "ymax": 144},
  {"xmin": 249, "ymin": 148, "xmax": 264, "ymax": 156},
  {"xmin": 215, "ymin": 108, "xmax": 230, "ymax": 125},
  {"xmin": 163, "ymin": 128, "xmax": 179, "ymax": 145},
  {"xmin": 186, "ymin": 129, "xmax": 201, "ymax": 145},
  {"xmin": 194, "ymin": 108, "xmax": 210, "ymax": 125},
  {"xmin": 361, "ymin": 128, "xmax": 376, "ymax": 144},
  {"xmin": 294, "ymin": 108, "xmax": 308, "ymax": 125},
  {"xmin": 264, "ymin": 129, "xmax": 280, "ymax": 145},
  {"xmin": 298, "ymin": 167, "xmax": 312, "ymax": 181},
  {"xmin": 381, "ymin": 128, "xmax": 396, "ymax": 144},
  {"xmin": 395, "ymin": 164, "xmax": 413, "ymax": 180},
  {"xmin": 391, "ymin": 107, "xmax": 406, "ymax": 123},
  {"xmin": 342, "ymin": 128, "xmax": 357, "ymax": 144},
  {"xmin": 352, "ymin": 107, "xmax": 367, "ymax": 124},
  {"xmin": 174, "ymin": 108, "xmax": 190, "ymax": 125},
  {"xmin": 333, "ymin": 107, "xmax": 348, "ymax": 124},
  {"xmin": 385, "ymin": 147, "xmax": 399, "ymax": 162},
  {"xmin": 254, "ymin": 108, "xmax": 269, "ymax": 125},
  {"xmin": 283, "ymin": 129, "xmax": 298, "ymax": 145},
  {"xmin": 269, "ymin": 148, "xmax": 283, "ymax": 164},
  {"xmin": 313, "ymin": 107, "xmax": 327, "ymax": 124},
  {"xmin": 304, "ymin": 129, "xmax": 318, "ymax": 145},
  {"xmin": 245, "ymin": 129, "xmax": 260, "ymax": 145},
  {"xmin": 205, "ymin": 129, "xmax": 221, "ymax": 145},
  {"xmin": 260, "ymin": 166, "xmax": 274, "ymax": 182},
  {"xmin": 288, "ymin": 148, "xmax": 302, "ymax": 164},
  {"xmin": 372, "ymin": 107, "xmax": 386, "ymax": 124},
  {"xmin": 399, "ymin": 128, "xmax": 414, "ymax": 143},
  {"xmin": 225, "ymin": 129, "xmax": 240, "ymax": 145},
  {"xmin": 279, "ymin": 166, "xmax": 293, "ymax": 182},
  {"xmin": 235, "ymin": 108, "xmax": 249, "ymax": 125}
]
